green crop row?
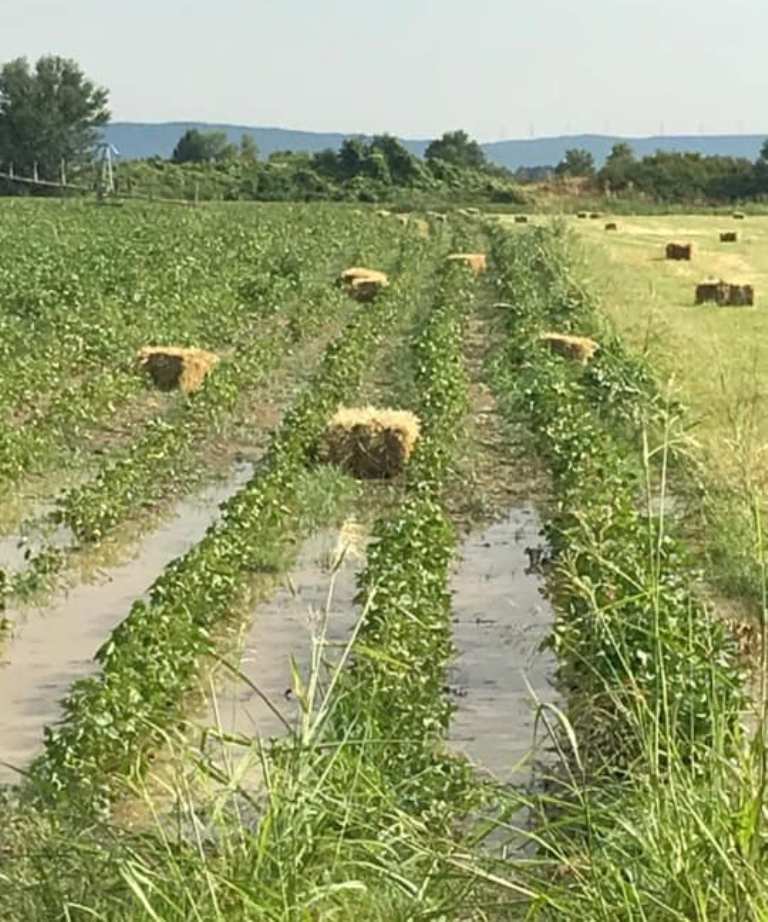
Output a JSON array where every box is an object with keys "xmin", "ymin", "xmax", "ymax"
[
  {"xmin": 50, "ymin": 257, "xmax": 350, "ymax": 544},
  {"xmin": 0, "ymin": 202, "xmax": 407, "ymax": 488},
  {"xmin": 27, "ymin": 230, "xmax": 440, "ymax": 811},
  {"xmin": 331, "ymin": 260, "xmax": 477, "ymax": 821},
  {"xmin": 487, "ymin": 222, "xmax": 744, "ymax": 768}
]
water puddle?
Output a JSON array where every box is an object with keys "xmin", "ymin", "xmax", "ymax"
[
  {"xmin": 196, "ymin": 506, "xmax": 555, "ymax": 789},
  {"xmin": 447, "ymin": 505, "xmax": 556, "ymax": 784},
  {"xmin": 0, "ymin": 462, "xmax": 253, "ymax": 785},
  {"xmin": 197, "ymin": 523, "xmax": 366, "ymax": 746}
]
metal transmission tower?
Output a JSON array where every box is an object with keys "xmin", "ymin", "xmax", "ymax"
[{"xmin": 95, "ymin": 142, "xmax": 119, "ymax": 199}]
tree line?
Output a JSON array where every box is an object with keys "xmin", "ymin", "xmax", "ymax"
[
  {"xmin": 1, "ymin": 53, "xmax": 766, "ymax": 206},
  {"xmin": 539, "ymin": 142, "xmax": 768, "ymax": 202}
]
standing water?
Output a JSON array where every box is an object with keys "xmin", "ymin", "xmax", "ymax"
[
  {"xmin": 195, "ymin": 507, "xmax": 555, "ymax": 787},
  {"xmin": 448, "ymin": 505, "xmax": 556, "ymax": 783},
  {"xmin": 0, "ymin": 463, "xmax": 253, "ymax": 785}
]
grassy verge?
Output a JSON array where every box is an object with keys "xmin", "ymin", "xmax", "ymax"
[{"xmin": 479, "ymin": 222, "xmax": 766, "ymax": 920}]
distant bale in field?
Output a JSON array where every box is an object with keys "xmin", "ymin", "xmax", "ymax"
[
  {"xmin": 695, "ymin": 280, "xmax": 754, "ymax": 306},
  {"xmin": 514, "ymin": 215, "xmax": 529, "ymax": 224},
  {"xmin": 720, "ymin": 231, "xmax": 738, "ymax": 243},
  {"xmin": 576, "ymin": 212, "xmax": 588, "ymax": 219},
  {"xmin": 589, "ymin": 212, "xmax": 601, "ymax": 219},
  {"xmin": 338, "ymin": 267, "xmax": 388, "ymax": 286},
  {"xmin": 337, "ymin": 266, "xmax": 390, "ymax": 303},
  {"xmin": 540, "ymin": 332, "xmax": 599, "ymax": 365},
  {"xmin": 605, "ymin": 222, "xmax": 618, "ymax": 231},
  {"xmin": 375, "ymin": 209, "xmax": 391, "ymax": 218},
  {"xmin": 733, "ymin": 212, "xmax": 746, "ymax": 220},
  {"xmin": 446, "ymin": 252, "xmax": 487, "ymax": 275},
  {"xmin": 395, "ymin": 214, "xmax": 409, "ymax": 225},
  {"xmin": 666, "ymin": 242, "xmax": 692, "ymax": 261},
  {"xmin": 137, "ymin": 347, "xmax": 219, "ymax": 394},
  {"xmin": 412, "ymin": 218, "xmax": 430, "ymax": 238},
  {"xmin": 426, "ymin": 210, "xmax": 447, "ymax": 223},
  {"xmin": 322, "ymin": 406, "xmax": 421, "ymax": 479}
]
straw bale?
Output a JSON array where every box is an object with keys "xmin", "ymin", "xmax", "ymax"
[
  {"xmin": 348, "ymin": 277, "xmax": 387, "ymax": 302},
  {"xmin": 338, "ymin": 266, "xmax": 389, "ymax": 286},
  {"xmin": 376, "ymin": 209, "xmax": 391, "ymax": 218},
  {"xmin": 666, "ymin": 242, "xmax": 692, "ymax": 261},
  {"xmin": 137, "ymin": 346, "xmax": 219, "ymax": 394},
  {"xmin": 395, "ymin": 214, "xmax": 410, "ymax": 225},
  {"xmin": 695, "ymin": 280, "xmax": 754, "ymax": 306},
  {"xmin": 322, "ymin": 406, "xmax": 421, "ymax": 479},
  {"xmin": 446, "ymin": 252, "xmax": 487, "ymax": 275},
  {"xmin": 540, "ymin": 332, "xmax": 599, "ymax": 365},
  {"xmin": 577, "ymin": 212, "xmax": 588, "ymax": 219},
  {"xmin": 605, "ymin": 222, "xmax": 618, "ymax": 231},
  {"xmin": 733, "ymin": 212, "xmax": 746, "ymax": 220},
  {"xmin": 589, "ymin": 212, "xmax": 601, "ymax": 219},
  {"xmin": 412, "ymin": 218, "xmax": 430, "ymax": 238},
  {"xmin": 514, "ymin": 215, "xmax": 529, "ymax": 223},
  {"xmin": 338, "ymin": 266, "xmax": 389, "ymax": 302},
  {"xmin": 720, "ymin": 231, "xmax": 738, "ymax": 243}
]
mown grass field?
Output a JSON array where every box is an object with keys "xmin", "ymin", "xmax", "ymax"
[
  {"xmin": 0, "ymin": 202, "xmax": 766, "ymax": 920},
  {"xmin": 569, "ymin": 214, "xmax": 768, "ymax": 490}
]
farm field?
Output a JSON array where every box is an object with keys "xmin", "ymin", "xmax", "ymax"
[
  {"xmin": 0, "ymin": 202, "xmax": 765, "ymax": 920},
  {"xmin": 522, "ymin": 214, "xmax": 768, "ymax": 491}
]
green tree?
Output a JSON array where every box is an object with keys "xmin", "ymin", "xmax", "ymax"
[
  {"xmin": 599, "ymin": 142, "xmax": 635, "ymax": 189},
  {"xmin": 239, "ymin": 133, "xmax": 259, "ymax": 163},
  {"xmin": 425, "ymin": 130, "xmax": 487, "ymax": 170},
  {"xmin": 369, "ymin": 134, "xmax": 422, "ymax": 184},
  {"xmin": 0, "ymin": 55, "xmax": 109, "ymax": 179},
  {"xmin": 555, "ymin": 148, "xmax": 595, "ymax": 178},
  {"xmin": 171, "ymin": 129, "xmax": 236, "ymax": 164},
  {"xmin": 338, "ymin": 137, "xmax": 368, "ymax": 179}
]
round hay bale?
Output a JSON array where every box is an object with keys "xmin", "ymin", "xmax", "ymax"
[{"xmin": 605, "ymin": 222, "xmax": 618, "ymax": 231}]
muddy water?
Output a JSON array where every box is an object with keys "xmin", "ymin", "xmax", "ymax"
[
  {"xmin": 0, "ymin": 463, "xmax": 253, "ymax": 785},
  {"xmin": 198, "ymin": 524, "xmax": 366, "ymax": 747},
  {"xmin": 0, "ymin": 518, "xmax": 72, "ymax": 573},
  {"xmin": 197, "ymin": 507, "xmax": 555, "ymax": 787},
  {"xmin": 447, "ymin": 506, "xmax": 556, "ymax": 784}
]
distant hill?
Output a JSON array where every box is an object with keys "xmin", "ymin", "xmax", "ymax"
[
  {"xmin": 103, "ymin": 122, "xmax": 430, "ymax": 161},
  {"xmin": 103, "ymin": 123, "xmax": 768, "ymax": 169}
]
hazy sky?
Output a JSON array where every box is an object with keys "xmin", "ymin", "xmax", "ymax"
[{"xmin": 2, "ymin": 0, "xmax": 764, "ymax": 140}]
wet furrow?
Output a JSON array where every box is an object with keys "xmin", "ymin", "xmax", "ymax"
[
  {"xmin": 0, "ymin": 463, "xmax": 252, "ymax": 785},
  {"xmin": 190, "ymin": 506, "xmax": 555, "ymax": 787},
  {"xmin": 447, "ymin": 506, "xmax": 556, "ymax": 783}
]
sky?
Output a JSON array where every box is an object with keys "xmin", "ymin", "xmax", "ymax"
[{"xmin": 1, "ymin": 0, "xmax": 765, "ymax": 141}]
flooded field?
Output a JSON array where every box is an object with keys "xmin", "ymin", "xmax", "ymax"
[
  {"xmin": 194, "ymin": 506, "xmax": 555, "ymax": 785},
  {"xmin": 0, "ymin": 463, "xmax": 253, "ymax": 785}
]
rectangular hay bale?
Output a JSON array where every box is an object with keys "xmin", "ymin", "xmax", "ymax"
[
  {"xmin": 695, "ymin": 281, "xmax": 754, "ymax": 306},
  {"xmin": 540, "ymin": 332, "xmax": 599, "ymax": 364},
  {"xmin": 446, "ymin": 252, "xmax": 487, "ymax": 275},
  {"xmin": 666, "ymin": 242, "xmax": 692, "ymax": 260},
  {"xmin": 137, "ymin": 346, "xmax": 219, "ymax": 394},
  {"xmin": 322, "ymin": 407, "xmax": 421, "ymax": 479}
]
